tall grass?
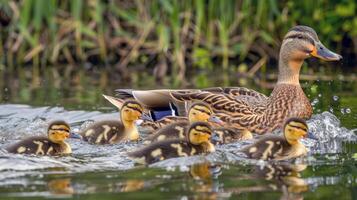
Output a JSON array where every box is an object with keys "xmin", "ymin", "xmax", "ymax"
[{"xmin": 0, "ymin": 0, "xmax": 356, "ymax": 84}]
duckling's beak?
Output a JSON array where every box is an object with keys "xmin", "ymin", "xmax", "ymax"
[
  {"xmin": 210, "ymin": 132, "xmax": 222, "ymax": 144},
  {"xmin": 69, "ymin": 132, "xmax": 82, "ymax": 139},
  {"xmin": 140, "ymin": 113, "xmax": 152, "ymax": 121},
  {"xmin": 208, "ymin": 116, "xmax": 224, "ymax": 125},
  {"xmin": 135, "ymin": 119, "xmax": 144, "ymax": 126},
  {"xmin": 311, "ymin": 42, "xmax": 342, "ymax": 61},
  {"xmin": 306, "ymin": 131, "xmax": 317, "ymax": 140}
]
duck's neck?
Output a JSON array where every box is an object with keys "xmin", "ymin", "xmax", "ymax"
[
  {"xmin": 201, "ymin": 142, "xmax": 215, "ymax": 153},
  {"xmin": 277, "ymin": 52, "xmax": 304, "ymax": 86},
  {"xmin": 58, "ymin": 141, "xmax": 72, "ymax": 154},
  {"xmin": 122, "ymin": 119, "xmax": 139, "ymax": 141}
]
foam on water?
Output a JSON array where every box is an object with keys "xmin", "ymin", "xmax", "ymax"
[{"xmin": 0, "ymin": 104, "xmax": 356, "ymax": 173}]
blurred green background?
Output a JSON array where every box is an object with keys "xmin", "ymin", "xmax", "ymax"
[{"xmin": 0, "ymin": 0, "xmax": 356, "ymax": 84}]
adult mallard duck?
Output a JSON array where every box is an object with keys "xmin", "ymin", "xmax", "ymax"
[
  {"xmin": 80, "ymin": 100, "xmax": 143, "ymax": 144},
  {"xmin": 114, "ymin": 25, "xmax": 342, "ymax": 134},
  {"xmin": 128, "ymin": 122, "xmax": 215, "ymax": 164},
  {"xmin": 240, "ymin": 118, "xmax": 309, "ymax": 161},
  {"xmin": 5, "ymin": 120, "xmax": 80, "ymax": 155}
]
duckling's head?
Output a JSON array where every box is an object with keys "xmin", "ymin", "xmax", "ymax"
[
  {"xmin": 120, "ymin": 100, "xmax": 143, "ymax": 123},
  {"xmin": 48, "ymin": 120, "xmax": 71, "ymax": 143},
  {"xmin": 188, "ymin": 102, "xmax": 213, "ymax": 122},
  {"xmin": 283, "ymin": 118, "xmax": 308, "ymax": 145},
  {"xmin": 187, "ymin": 122, "xmax": 214, "ymax": 151},
  {"xmin": 278, "ymin": 26, "xmax": 342, "ymax": 84}
]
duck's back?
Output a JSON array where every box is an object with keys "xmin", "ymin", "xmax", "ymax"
[
  {"xmin": 80, "ymin": 120, "xmax": 125, "ymax": 144},
  {"xmin": 6, "ymin": 136, "xmax": 64, "ymax": 155},
  {"xmin": 240, "ymin": 135, "xmax": 291, "ymax": 160},
  {"xmin": 128, "ymin": 139, "xmax": 205, "ymax": 164},
  {"xmin": 144, "ymin": 121, "xmax": 189, "ymax": 144}
]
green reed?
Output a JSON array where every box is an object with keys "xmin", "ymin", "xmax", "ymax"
[{"xmin": 0, "ymin": 0, "xmax": 356, "ymax": 84}]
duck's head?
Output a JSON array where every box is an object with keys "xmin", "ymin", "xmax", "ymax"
[
  {"xmin": 283, "ymin": 118, "xmax": 308, "ymax": 145},
  {"xmin": 48, "ymin": 120, "xmax": 72, "ymax": 143},
  {"xmin": 279, "ymin": 25, "xmax": 342, "ymax": 84},
  {"xmin": 120, "ymin": 100, "xmax": 144, "ymax": 123},
  {"xmin": 188, "ymin": 102, "xmax": 222, "ymax": 124},
  {"xmin": 187, "ymin": 122, "xmax": 215, "ymax": 152}
]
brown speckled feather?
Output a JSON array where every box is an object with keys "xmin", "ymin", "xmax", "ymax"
[
  {"xmin": 128, "ymin": 139, "xmax": 207, "ymax": 164},
  {"xmin": 140, "ymin": 116, "xmax": 189, "ymax": 132},
  {"xmin": 171, "ymin": 84, "xmax": 312, "ymax": 134},
  {"xmin": 80, "ymin": 120, "xmax": 126, "ymax": 144},
  {"xmin": 6, "ymin": 137, "xmax": 65, "ymax": 155}
]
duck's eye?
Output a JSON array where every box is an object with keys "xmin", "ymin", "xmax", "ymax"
[{"xmin": 297, "ymin": 35, "xmax": 303, "ymax": 39}]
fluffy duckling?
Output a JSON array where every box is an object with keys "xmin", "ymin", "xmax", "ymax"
[
  {"xmin": 80, "ymin": 100, "xmax": 143, "ymax": 144},
  {"xmin": 211, "ymin": 128, "xmax": 253, "ymax": 145},
  {"xmin": 139, "ymin": 101, "xmax": 223, "ymax": 132},
  {"xmin": 128, "ymin": 122, "xmax": 215, "ymax": 164},
  {"xmin": 6, "ymin": 120, "xmax": 77, "ymax": 155},
  {"xmin": 143, "ymin": 102, "xmax": 222, "ymax": 144},
  {"xmin": 240, "ymin": 118, "xmax": 308, "ymax": 160}
]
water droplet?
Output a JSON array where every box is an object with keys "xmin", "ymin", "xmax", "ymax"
[
  {"xmin": 318, "ymin": 94, "xmax": 322, "ymax": 97},
  {"xmin": 340, "ymin": 108, "xmax": 345, "ymax": 114},
  {"xmin": 329, "ymin": 108, "xmax": 334, "ymax": 113},
  {"xmin": 4, "ymin": 88, "xmax": 8, "ymax": 92},
  {"xmin": 333, "ymin": 96, "xmax": 339, "ymax": 101},
  {"xmin": 346, "ymin": 108, "xmax": 351, "ymax": 113}
]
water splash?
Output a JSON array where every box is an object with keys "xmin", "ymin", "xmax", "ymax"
[{"xmin": 0, "ymin": 104, "xmax": 355, "ymax": 172}]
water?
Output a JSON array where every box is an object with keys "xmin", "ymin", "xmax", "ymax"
[{"xmin": 0, "ymin": 68, "xmax": 357, "ymax": 199}]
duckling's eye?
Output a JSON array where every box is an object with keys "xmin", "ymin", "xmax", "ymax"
[
  {"xmin": 193, "ymin": 133, "xmax": 198, "ymax": 136},
  {"xmin": 124, "ymin": 109, "xmax": 129, "ymax": 112},
  {"xmin": 192, "ymin": 112, "xmax": 196, "ymax": 115}
]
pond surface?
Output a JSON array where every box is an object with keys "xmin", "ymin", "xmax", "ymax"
[{"xmin": 0, "ymin": 67, "xmax": 357, "ymax": 199}]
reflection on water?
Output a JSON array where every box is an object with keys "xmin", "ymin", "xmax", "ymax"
[{"xmin": 47, "ymin": 178, "xmax": 74, "ymax": 196}]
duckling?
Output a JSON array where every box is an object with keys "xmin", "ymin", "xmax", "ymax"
[
  {"xmin": 5, "ymin": 120, "xmax": 76, "ymax": 155},
  {"xmin": 143, "ymin": 102, "xmax": 222, "ymax": 144},
  {"xmin": 212, "ymin": 127, "xmax": 253, "ymax": 145},
  {"xmin": 240, "ymin": 118, "xmax": 308, "ymax": 160},
  {"xmin": 139, "ymin": 101, "xmax": 223, "ymax": 133},
  {"xmin": 80, "ymin": 100, "xmax": 143, "ymax": 144},
  {"xmin": 128, "ymin": 122, "xmax": 215, "ymax": 164}
]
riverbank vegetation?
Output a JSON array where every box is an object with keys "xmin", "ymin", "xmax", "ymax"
[{"xmin": 0, "ymin": 0, "xmax": 356, "ymax": 84}]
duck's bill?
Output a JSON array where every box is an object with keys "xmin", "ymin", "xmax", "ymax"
[
  {"xmin": 69, "ymin": 132, "xmax": 82, "ymax": 139},
  {"xmin": 210, "ymin": 132, "xmax": 222, "ymax": 144},
  {"xmin": 208, "ymin": 116, "xmax": 224, "ymax": 125},
  {"xmin": 311, "ymin": 42, "xmax": 342, "ymax": 61},
  {"xmin": 306, "ymin": 131, "xmax": 317, "ymax": 140}
]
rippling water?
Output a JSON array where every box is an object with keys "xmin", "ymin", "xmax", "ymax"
[{"xmin": 0, "ymin": 104, "xmax": 356, "ymax": 199}]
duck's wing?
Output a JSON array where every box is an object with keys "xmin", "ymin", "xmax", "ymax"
[
  {"xmin": 102, "ymin": 94, "xmax": 125, "ymax": 109},
  {"xmin": 203, "ymin": 87, "xmax": 268, "ymax": 102},
  {"xmin": 115, "ymin": 88, "xmax": 267, "ymax": 115}
]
